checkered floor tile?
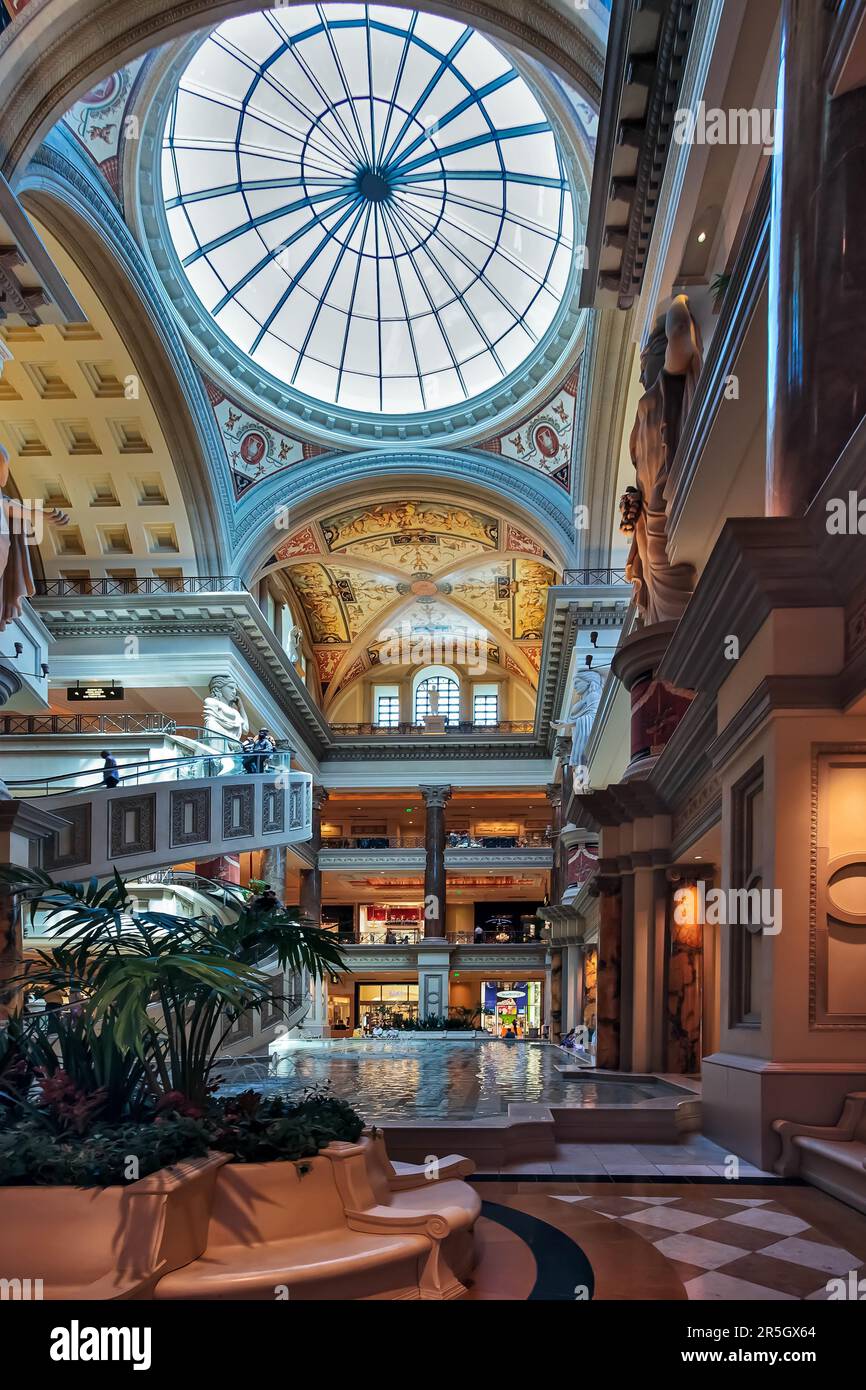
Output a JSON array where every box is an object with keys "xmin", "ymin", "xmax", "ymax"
[{"xmin": 576, "ymin": 1192, "xmax": 866, "ymax": 1300}]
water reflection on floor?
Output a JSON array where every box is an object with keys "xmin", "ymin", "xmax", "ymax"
[{"xmin": 218, "ymin": 1040, "xmax": 687, "ymax": 1121}]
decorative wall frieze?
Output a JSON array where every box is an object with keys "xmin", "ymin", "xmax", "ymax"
[
  {"xmin": 475, "ymin": 365, "xmax": 581, "ymax": 493},
  {"xmin": 203, "ymin": 375, "xmax": 332, "ymax": 501}
]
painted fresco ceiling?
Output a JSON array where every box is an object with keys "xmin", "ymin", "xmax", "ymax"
[{"xmin": 263, "ymin": 501, "xmax": 557, "ymax": 705}]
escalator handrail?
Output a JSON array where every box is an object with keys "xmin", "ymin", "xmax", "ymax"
[{"xmin": 7, "ymin": 749, "xmax": 295, "ymax": 795}]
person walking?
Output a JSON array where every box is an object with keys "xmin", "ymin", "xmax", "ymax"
[{"xmin": 101, "ymin": 750, "xmax": 119, "ymax": 788}]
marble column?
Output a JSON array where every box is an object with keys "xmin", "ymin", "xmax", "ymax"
[
  {"xmin": 768, "ymin": 0, "xmax": 866, "ymax": 516},
  {"xmin": 665, "ymin": 909, "xmax": 702, "ymax": 1074},
  {"xmin": 549, "ymin": 947, "xmax": 563, "ymax": 1042},
  {"xmin": 299, "ymin": 786, "xmax": 328, "ymax": 928},
  {"xmin": 595, "ymin": 876, "xmax": 622, "ymax": 1070},
  {"xmin": 420, "ymin": 784, "xmax": 451, "ymax": 938},
  {"xmin": 546, "ymin": 782, "xmax": 563, "ymax": 902},
  {"xmin": 260, "ymin": 845, "xmax": 287, "ymax": 901}
]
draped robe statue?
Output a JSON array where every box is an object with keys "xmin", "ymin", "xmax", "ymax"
[
  {"xmin": 203, "ymin": 675, "xmax": 247, "ymax": 745},
  {"xmin": 620, "ymin": 296, "xmax": 703, "ymax": 624},
  {"xmin": 568, "ymin": 660, "xmax": 605, "ymax": 779}
]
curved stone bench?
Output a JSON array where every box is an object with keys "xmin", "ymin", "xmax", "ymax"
[
  {"xmin": 0, "ymin": 1154, "xmax": 226, "ymax": 1300},
  {"xmin": 324, "ymin": 1133, "xmax": 480, "ymax": 1295},
  {"xmin": 153, "ymin": 1146, "xmax": 474, "ymax": 1301},
  {"xmin": 773, "ymin": 1092, "xmax": 866, "ymax": 1214}
]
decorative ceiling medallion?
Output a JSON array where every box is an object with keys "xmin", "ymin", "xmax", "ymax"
[
  {"xmin": 61, "ymin": 58, "xmax": 148, "ymax": 197},
  {"xmin": 477, "ymin": 364, "xmax": 581, "ymax": 491},
  {"xmin": 203, "ymin": 375, "xmax": 329, "ymax": 497}
]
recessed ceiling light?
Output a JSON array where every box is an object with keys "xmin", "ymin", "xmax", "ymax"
[
  {"xmin": 695, "ymin": 854, "xmax": 702, "ymax": 860},
  {"xmin": 697, "ymin": 231, "xmax": 707, "ymax": 244}
]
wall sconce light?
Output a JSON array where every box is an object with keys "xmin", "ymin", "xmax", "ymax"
[{"xmin": 13, "ymin": 642, "xmax": 23, "ymax": 658}]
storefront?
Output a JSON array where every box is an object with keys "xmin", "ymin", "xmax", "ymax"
[
  {"xmin": 359, "ymin": 903, "xmax": 423, "ymax": 944},
  {"xmin": 480, "ymin": 980, "xmax": 543, "ymax": 1038},
  {"xmin": 356, "ymin": 981, "xmax": 419, "ymax": 1028}
]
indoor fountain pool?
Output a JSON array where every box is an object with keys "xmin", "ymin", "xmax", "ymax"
[{"xmin": 220, "ymin": 1039, "xmax": 690, "ymax": 1122}]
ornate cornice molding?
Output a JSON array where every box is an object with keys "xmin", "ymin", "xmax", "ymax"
[
  {"xmin": 581, "ymin": 0, "xmax": 697, "ymax": 310},
  {"xmin": 657, "ymin": 518, "xmax": 842, "ymax": 700}
]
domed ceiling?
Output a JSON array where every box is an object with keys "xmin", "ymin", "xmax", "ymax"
[
  {"xmin": 261, "ymin": 498, "xmax": 556, "ymax": 704},
  {"xmin": 161, "ymin": 4, "xmax": 575, "ymax": 418}
]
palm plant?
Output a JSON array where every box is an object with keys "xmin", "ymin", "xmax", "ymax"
[{"xmin": 0, "ymin": 864, "xmax": 345, "ymax": 1110}]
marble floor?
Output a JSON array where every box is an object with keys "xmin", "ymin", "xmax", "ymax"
[
  {"xmin": 464, "ymin": 1179, "xmax": 866, "ymax": 1300},
  {"xmin": 473, "ymin": 1133, "xmax": 773, "ymax": 1178}
]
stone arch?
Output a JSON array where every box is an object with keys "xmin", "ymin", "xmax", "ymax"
[
  {"xmin": 235, "ymin": 450, "xmax": 575, "ymax": 578},
  {"xmin": 0, "ymin": 0, "xmax": 604, "ymax": 179}
]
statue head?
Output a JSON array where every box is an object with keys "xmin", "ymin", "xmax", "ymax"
[{"xmin": 209, "ymin": 674, "xmax": 238, "ymax": 705}]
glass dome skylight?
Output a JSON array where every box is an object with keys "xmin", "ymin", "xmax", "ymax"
[{"xmin": 162, "ymin": 4, "xmax": 574, "ymax": 416}]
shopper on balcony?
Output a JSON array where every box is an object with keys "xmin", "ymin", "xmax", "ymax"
[
  {"xmin": 241, "ymin": 735, "xmax": 257, "ymax": 774},
  {"xmin": 252, "ymin": 728, "xmax": 275, "ymax": 772}
]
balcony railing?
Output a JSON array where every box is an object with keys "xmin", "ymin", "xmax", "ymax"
[
  {"xmin": 329, "ymin": 720, "xmax": 535, "ymax": 737},
  {"xmin": 34, "ymin": 577, "xmax": 247, "ymax": 597},
  {"xmin": 560, "ymin": 568, "xmax": 630, "ymax": 586},
  {"xmin": 1, "ymin": 712, "xmax": 177, "ymax": 736},
  {"xmin": 338, "ymin": 927, "xmax": 545, "ymax": 946},
  {"xmin": 447, "ymin": 833, "xmax": 551, "ymax": 849},
  {"xmin": 322, "ymin": 835, "xmax": 425, "ymax": 849}
]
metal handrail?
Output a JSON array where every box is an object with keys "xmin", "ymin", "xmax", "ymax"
[
  {"xmin": 34, "ymin": 576, "xmax": 247, "ymax": 597},
  {"xmin": 321, "ymin": 835, "xmax": 425, "ymax": 850},
  {"xmin": 0, "ymin": 713, "xmax": 177, "ymax": 736},
  {"xmin": 6, "ymin": 749, "xmax": 295, "ymax": 797},
  {"xmin": 446, "ymin": 834, "xmax": 552, "ymax": 849}
]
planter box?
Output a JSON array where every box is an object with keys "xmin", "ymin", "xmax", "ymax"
[{"xmin": 0, "ymin": 1152, "xmax": 227, "ymax": 1300}]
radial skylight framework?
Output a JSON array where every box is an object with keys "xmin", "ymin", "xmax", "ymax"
[{"xmin": 162, "ymin": 4, "xmax": 574, "ymax": 415}]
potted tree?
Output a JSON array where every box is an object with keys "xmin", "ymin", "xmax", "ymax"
[{"xmin": 0, "ymin": 864, "xmax": 346, "ymax": 1298}]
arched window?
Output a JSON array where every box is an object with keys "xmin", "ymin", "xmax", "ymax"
[{"xmin": 414, "ymin": 669, "xmax": 460, "ymax": 726}]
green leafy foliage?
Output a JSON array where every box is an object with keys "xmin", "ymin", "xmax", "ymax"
[
  {"xmin": 0, "ymin": 863, "xmax": 345, "ymax": 1108},
  {"xmin": 0, "ymin": 1113, "xmax": 212, "ymax": 1187},
  {"xmin": 211, "ymin": 1086, "xmax": 364, "ymax": 1164}
]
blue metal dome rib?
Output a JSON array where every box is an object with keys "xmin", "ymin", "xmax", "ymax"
[{"xmin": 162, "ymin": 3, "xmax": 574, "ymax": 415}]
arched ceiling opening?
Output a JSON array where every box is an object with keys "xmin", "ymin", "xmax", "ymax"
[
  {"xmin": 162, "ymin": 6, "xmax": 576, "ymax": 419},
  {"xmin": 257, "ymin": 495, "xmax": 556, "ymax": 707}
]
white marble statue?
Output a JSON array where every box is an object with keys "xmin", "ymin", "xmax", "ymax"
[
  {"xmin": 561, "ymin": 658, "xmax": 605, "ymax": 791},
  {"xmin": 286, "ymin": 624, "xmax": 303, "ymax": 664},
  {"xmin": 203, "ymin": 674, "xmax": 247, "ymax": 747}
]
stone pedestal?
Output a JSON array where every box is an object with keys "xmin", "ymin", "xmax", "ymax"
[
  {"xmin": 417, "ymin": 945, "xmax": 451, "ymax": 1021},
  {"xmin": 420, "ymin": 784, "xmax": 451, "ymax": 938},
  {"xmin": 611, "ymin": 622, "xmax": 693, "ymax": 779}
]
